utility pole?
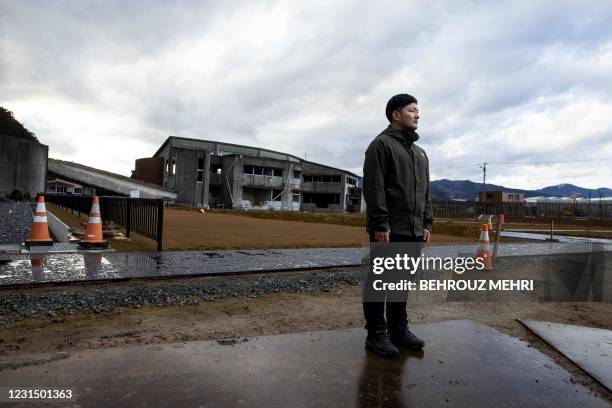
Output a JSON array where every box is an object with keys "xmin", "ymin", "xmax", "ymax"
[
  {"xmin": 478, "ymin": 162, "xmax": 487, "ymax": 214},
  {"xmin": 478, "ymin": 162, "xmax": 487, "ymax": 201}
]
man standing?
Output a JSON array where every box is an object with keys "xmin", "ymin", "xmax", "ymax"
[{"xmin": 362, "ymin": 93, "xmax": 433, "ymax": 357}]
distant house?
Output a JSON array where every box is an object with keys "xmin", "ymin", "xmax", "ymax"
[
  {"xmin": 46, "ymin": 177, "xmax": 84, "ymax": 195},
  {"xmin": 476, "ymin": 191, "xmax": 524, "ymax": 203}
]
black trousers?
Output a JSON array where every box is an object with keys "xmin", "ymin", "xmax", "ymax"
[{"xmin": 363, "ymin": 233, "xmax": 424, "ymax": 334}]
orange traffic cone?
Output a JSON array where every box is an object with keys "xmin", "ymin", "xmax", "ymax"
[
  {"xmin": 26, "ymin": 196, "xmax": 53, "ymax": 246},
  {"xmin": 475, "ymin": 224, "xmax": 494, "ymax": 270},
  {"xmin": 78, "ymin": 196, "xmax": 108, "ymax": 249}
]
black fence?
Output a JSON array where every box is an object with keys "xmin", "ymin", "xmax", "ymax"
[
  {"xmin": 44, "ymin": 194, "xmax": 165, "ymax": 251},
  {"xmin": 432, "ymin": 200, "xmax": 612, "ymax": 220}
]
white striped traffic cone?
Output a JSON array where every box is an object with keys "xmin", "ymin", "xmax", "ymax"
[
  {"xmin": 26, "ymin": 196, "xmax": 53, "ymax": 246},
  {"xmin": 78, "ymin": 196, "xmax": 108, "ymax": 249},
  {"xmin": 475, "ymin": 224, "xmax": 493, "ymax": 270}
]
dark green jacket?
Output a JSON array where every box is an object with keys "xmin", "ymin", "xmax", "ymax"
[{"xmin": 363, "ymin": 126, "xmax": 433, "ymax": 236}]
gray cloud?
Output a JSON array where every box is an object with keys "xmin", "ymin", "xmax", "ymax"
[{"xmin": 1, "ymin": 0, "xmax": 611, "ymax": 189}]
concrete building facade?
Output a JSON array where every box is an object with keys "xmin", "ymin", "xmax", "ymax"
[
  {"xmin": 0, "ymin": 133, "xmax": 48, "ymax": 198},
  {"xmin": 137, "ymin": 137, "xmax": 363, "ymax": 211}
]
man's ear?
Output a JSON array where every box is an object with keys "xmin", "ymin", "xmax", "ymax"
[{"xmin": 392, "ymin": 110, "xmax": 400, "ymax": 122}]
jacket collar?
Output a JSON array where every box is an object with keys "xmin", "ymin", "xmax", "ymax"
[{"xmin": 385, "ymin": 125, "xmax": 419, "ymax": 145}]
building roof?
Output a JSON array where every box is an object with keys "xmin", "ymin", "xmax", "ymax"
[
  {"xmin": 153, "ymin": 136, "xmax": 361, "ymax": 179},
  {"xmin": 48, "ymin": 158, "xmax": 176, "ymax": 199}
]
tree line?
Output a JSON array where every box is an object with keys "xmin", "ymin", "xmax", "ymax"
[{"xmin": 0, "ymin": 107, "xmax": 38, "ymax": 142}]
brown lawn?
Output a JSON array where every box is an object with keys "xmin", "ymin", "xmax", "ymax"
[{"xmin": 47, "ymin": 205, "xmax": 479, "ymax": 251}]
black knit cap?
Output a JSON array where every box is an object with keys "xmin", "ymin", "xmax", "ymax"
[{"xmin": 385, "ymin": 94, "xmax": 418, "ymax": 123}]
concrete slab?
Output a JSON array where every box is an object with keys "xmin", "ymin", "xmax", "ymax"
[
  {"xmin": 519, "ymin": 319, "xmax": 612, "ymax": 392},
  {"xmin": 24, "ymin": 243, "xmax": 80, "ymax": 254},
  {"xmin": 0, "ymin": 244, "xmax": 21, "ymax": 254},
  {"xmin": 0, "ymin": 320, "xmax": 609, "ymax": 407}
]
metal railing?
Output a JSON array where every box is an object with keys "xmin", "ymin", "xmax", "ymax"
[
  {"xmin": 432, "ymin": 200, "xmax": 612, "ymax": 220},
  {"xmin": 43, "ymin": 194, "xmax": 165, "ymax": 250}
]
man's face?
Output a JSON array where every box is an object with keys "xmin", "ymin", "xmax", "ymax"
[{"xmin": 392, "ymin": 103, "xmax": 419, "ymax": 130}]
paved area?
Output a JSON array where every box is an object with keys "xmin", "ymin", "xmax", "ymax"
[
  {"xmin": 520, "ymin": 320, "xmax": 612, "ymax": 392},
  {"xmin": 0, "ymin": 242, "xmax": 609, "ymax": 287},
  {"xmin": 501, "ymin": 230, "xmax": 612, "ymax": 245},
  {"xmin": 0, "ymin": 320, "xmax": 609, "ymax": 407},
  {"xmin": 0, "ymin": 202, "xmax": 32, "ymax": 245}
]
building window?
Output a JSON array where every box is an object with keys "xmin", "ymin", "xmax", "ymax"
[
  {"xmin": 56, "ymin": 186, "xmax": 66, "ymax": 193},
  {"xmin": 347, "ymin": 177, "xmax": 356, "ymax": 185},
  {"xmin": 303, "ymin": 175, "xmax": 341, "ymax": 183},
  {"xmin": 293, "ymin": 170, "xmax": 302, "ymax": 179},
  {"xmin": 243, "ymin": 165, "xmax": 283, "ymax": 177},
  {"xmin": 292, "ymin": 192, "xmax": 300, "ymax": 202},
  {"xmin": 211, "ymin": 164, "xmax": 222, "ymax": 175},
  {"xmin": 272, "ymin": 189, "xmax": 283, "ymax": 200},
  {"xmin": 167, "ymin": 159, "xmax": 176, "ymax": 175},
  {"xmin": 197, "ymin": 158, "xmax": 204, "ymax": 182},
  {"xmin": 74, "ymin": 187, "xmax": 82, "ymax": 194}
]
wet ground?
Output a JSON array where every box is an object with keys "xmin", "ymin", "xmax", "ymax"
[
  {"xmin": 0, "ymin": 320, "xmax": 609, "ymax": 407},
  {"xmin": 1, "ymin": 242, "xmax": 609, "ymax": 287}
]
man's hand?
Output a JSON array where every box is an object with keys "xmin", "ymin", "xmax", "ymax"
[
  {"xmin": 423, "ymin": 229, "xmax": 431, "ymax": 242},
  {"xmin": 374, "ymin": 230, "xmax": 390, "ymax": 243}
]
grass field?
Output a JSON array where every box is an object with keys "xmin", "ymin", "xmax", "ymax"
[{"xmin": 47, "ymin": 205, "xmax": 484, "ymax": 251}]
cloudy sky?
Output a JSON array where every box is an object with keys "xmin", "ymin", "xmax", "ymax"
[{"xmin": 2, "ymin": 0, "xmax": 612, "ymax": 190}]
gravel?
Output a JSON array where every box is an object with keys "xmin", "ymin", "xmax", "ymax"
[
  {"xmin": 0, "ymin": 201, "xmax": 32, "ymax": 245},
  {"xmin": 0, "ymin": 267, "xmax": 363, "ymax": 326}
]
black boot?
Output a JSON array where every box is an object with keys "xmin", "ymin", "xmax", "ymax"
[
  {"xmin": 365, "ymin": 330, "xmax": 399, "ymax": 357},
  {"xmin": 388, "ymin": 324, "xmax": 425, "ymax": 350}
]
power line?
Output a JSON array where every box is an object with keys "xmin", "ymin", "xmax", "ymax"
[
  {"xmin": 486, "ymin": 157, "xmax": 612, "ymax": 166},
  {"xmin": 438, "ymin": 157, "xmax": 612, "ymax": 170}
]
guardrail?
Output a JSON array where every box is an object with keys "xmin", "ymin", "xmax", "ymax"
[{"xmin": 43, "ymin": 194, "xmax": 165, "ymax": 251}]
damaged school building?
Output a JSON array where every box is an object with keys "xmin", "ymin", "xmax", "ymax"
[{"xmin": 133, "ymin": 137, "xmax": 365, "ymax": 212}]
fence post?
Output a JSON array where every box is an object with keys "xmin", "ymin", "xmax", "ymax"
[
  {"xmin": 126, "ymin": 199, "xmax": 132, "ymax": 238},
  {"xmin": 156, "ymin": 199, "xmax": 164, "ymax": 251}
]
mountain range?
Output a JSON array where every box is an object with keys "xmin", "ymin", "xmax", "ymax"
[{"xmin": 430, "ymin": 179, "xmax": 612, "ymax": 201}]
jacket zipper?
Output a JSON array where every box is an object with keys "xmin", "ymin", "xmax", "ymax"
[{"xmin": 410, "ymin": 145, "xmax": 417, "ymax": 214}]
